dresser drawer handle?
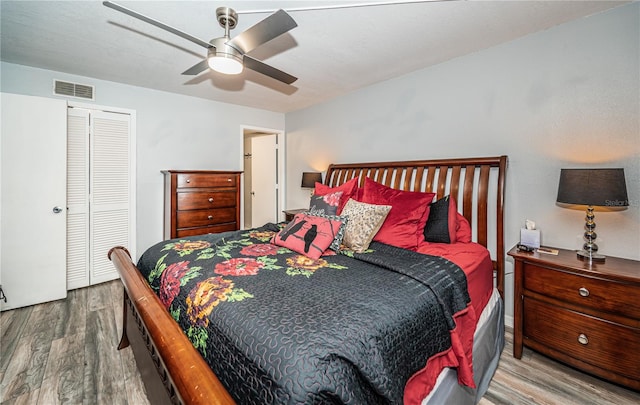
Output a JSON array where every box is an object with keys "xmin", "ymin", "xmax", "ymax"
[
  {"xmin": 577, "ymin": 334, "xmax": 589, "ymax": 345},
  {"xmin": 227, "ymin": 178, "xmax": 232, "ymax": 182},
  {"xmin": 208, "ymin": 198, "xmax": 214, "ymax": 203},
  {"xmin": 186, "ymin": 179, "xmax": 191, "ymax": 183},
  {"xmin": 207, "ymin": 215, "xmax": 213, "ymax": 220},
  {"xmin": 578, "ymin": 287, "xmax": 589, "ymax": 297}
]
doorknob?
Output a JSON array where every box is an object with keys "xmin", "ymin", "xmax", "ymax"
[{"xmin": 53, "ymin": 206, "xmax": 63, "ymax": 214}]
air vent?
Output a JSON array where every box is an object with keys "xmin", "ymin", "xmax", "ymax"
[{"xmin": 53, "ymin": 80, "xmax": 95, "ymax": 100}]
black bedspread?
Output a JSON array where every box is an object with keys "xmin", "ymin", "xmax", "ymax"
[{"xmin": 136, "ymin": 224, "xmax": 470, "ymax": 404}]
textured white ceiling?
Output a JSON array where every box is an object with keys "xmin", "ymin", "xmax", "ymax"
[{"xmin": 0, "ymin": 0, "xmax": 627, "ymax": 113}]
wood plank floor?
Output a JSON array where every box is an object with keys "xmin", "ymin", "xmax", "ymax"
[{"xmin": 1, "ymin": 280, "xmax": 639, "ymax": 404}]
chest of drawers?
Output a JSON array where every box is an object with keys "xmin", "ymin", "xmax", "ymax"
[
  {"xmin": 509, "ymin": 246, "xmax": 640, "ymax": 390},
  {"xmin": 163, "ymin": 170, "xmax": 242, "ymax": 239}
]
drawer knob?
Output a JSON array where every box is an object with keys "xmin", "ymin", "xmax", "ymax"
[
  {"xmin": 578, "ymin": 287, "xmax": 589, "ymax": 297},
  {"xmin": 186, "ymin": 179, "xmax": 191, "ymax": 183},
  {"xmin": 208, "ymin": 197, "xmax": 214, "ymax": 203},
  {"xmin": 208, "ymin": 215, "xmax": 213, "ymax": 220},
  {"xmin": 227, "ymin": 178, "xmax": 232, "ymax": 182},
  {"xmin": 577, "ymin": 333, "xmax": 589, "ymax": 345}
]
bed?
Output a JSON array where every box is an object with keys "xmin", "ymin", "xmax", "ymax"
[{"xmin": 108, "ymin": 155, "xmax": 507, "ymax": 405}]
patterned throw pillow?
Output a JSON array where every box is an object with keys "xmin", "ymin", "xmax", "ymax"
[
  {"xmin": 272, "ymin": 213, "xmax": 346, "ymax": 259},
  {"xmin": 340, "ymin": 199, "xmax": 392, "ymax": 253},
  {"xmin": 307, "ymin": 212, "xmax": 349, "ymax": 251},
  {"xmin": 309, "ymin": 191, "xmax": 343, "ymax": 216}
]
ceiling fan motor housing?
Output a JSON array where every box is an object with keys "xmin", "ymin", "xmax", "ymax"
[{"xmin": 208, "ymin": 37, "xmax": 243, "ymax": 63}]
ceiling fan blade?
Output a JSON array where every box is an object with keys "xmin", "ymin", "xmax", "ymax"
[
  {"xmin": 103, "ymin": 1, "xmax": 212, "ymax": 49},
  {"xmin": 226, "ymin": 9, "xmax": 297, "ymax": 54},
  {"xmin": 243, "ymin": 55, "xmax": 297, "ymax": 85},
  {"xmin": 182, "ymin": 59, "xmax": 210, "ymax": 76}
]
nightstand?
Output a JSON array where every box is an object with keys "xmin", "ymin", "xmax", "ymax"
[
  {"xmin": 509, "ymin": 245, "xmax": 640, "ymax": 390},
  {"xmin": 283, "ymin": 208, "xmax": 307, "ymax": 222}
]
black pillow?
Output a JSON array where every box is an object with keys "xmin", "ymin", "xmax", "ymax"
[{"xmin": 423, "ymin": 196, "xmax": 451, "ymax": 243}]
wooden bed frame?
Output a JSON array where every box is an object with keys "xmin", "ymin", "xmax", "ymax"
[{"xmin": 108, "ymin": 155, "xmax": 507, "ymax": 405}]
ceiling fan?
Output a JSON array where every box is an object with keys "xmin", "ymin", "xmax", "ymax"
[{"xmin": 103, "ymin": 1, "xmax": 298, "ymax": 84}]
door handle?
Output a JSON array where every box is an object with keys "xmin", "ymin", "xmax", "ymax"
[{"xmin": 53, "ymin": 206, "xmax": 63, "ymax": 214}]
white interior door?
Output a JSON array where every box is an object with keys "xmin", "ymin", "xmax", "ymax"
[
  {"xmin": 1, "ymin": 93, "xmax": 67, "ymax": 311},
  {"xmin": 250, "ymin": 134, "xmax": 278, "ymax": 227}
]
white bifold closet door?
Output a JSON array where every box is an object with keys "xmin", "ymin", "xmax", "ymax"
[{"xmin": 67, "ymin": 107, "xmax": 132, "ymax": 289}]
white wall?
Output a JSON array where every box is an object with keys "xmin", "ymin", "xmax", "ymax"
[
  {"xmin": 285, "ymin": 3, "xmax": 640, "ymax": 323},
  {"xmin": 1, "ymin": 62, "xmax": 284, "ymax": 255}
]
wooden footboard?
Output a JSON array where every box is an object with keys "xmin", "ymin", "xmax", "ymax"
[{"xmin": 108, "ymin": 247, "xmax": 235, "ymax": 405}]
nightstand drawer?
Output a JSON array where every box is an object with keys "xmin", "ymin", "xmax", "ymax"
[
  {"xmin": 177, "ymin": 208, "xmax": 237, "ymax": 228},
  {"xmin": 177, "ymin": 191, "xmax": 237, "ymax": 210},
  {"xmin": 524, "ymin": 297, "xmax": 640, "ymax": 380},
  {"xmin": 524, "ymin": 264, "xmax": 640, "ymax": 320},
  {"xmin": 177, "ymin": 173, "xmax": 237, "ymax": 188}
]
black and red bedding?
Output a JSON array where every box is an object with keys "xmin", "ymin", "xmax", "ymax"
[{"xmin": 136, "ymin": 223, "xmax": 476, "ymax": 404}]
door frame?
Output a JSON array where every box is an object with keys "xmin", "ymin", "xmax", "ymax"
[{"xmin": 240, "ymin": 125, "xmax": 285, "ymax": 229}]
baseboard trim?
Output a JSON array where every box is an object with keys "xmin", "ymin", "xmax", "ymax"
[{"xmin": 504, "ymin": 314, "xmax": 514, "ymax": 329}]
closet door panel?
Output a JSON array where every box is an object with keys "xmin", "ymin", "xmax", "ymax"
[
  {"xmin": 90, "ymin": 111, "xmax": 131, "ymax": 284},
  {"xmin": 66, "ymin": 109, "xmax": 90, "ymax": 289},
  {"xmin": 91, "ymin": 210, "xmax": 129, "ymax": 283}
]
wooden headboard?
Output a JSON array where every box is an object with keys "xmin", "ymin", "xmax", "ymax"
[{"xmin": 325, "ymin": 156, "xmax": 508, "ymax": 297}]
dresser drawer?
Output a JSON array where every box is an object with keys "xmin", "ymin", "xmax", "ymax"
[
  {"xmin": 524, "ymin": 264, "xmax": 640, "ymax": 320},
  {"xmin": 177, "ymin": 173, "xmax": 237, "ymax": 188},
  {"xmin": 177, "ymin": 191, "xmax": 237, "ymax": 210},
  {"xmin": 524, "ymin": 297, "xmax": 640, "ymax": 380},
  {"xmin": 176, "ymin": 223, "xmax": 238, "ymax": 238},
  {"xmin": 177, "ymin": 208, "xmax": 237, "ymax": 228}
]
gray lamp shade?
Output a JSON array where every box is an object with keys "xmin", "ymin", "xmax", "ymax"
[
  {"xmin": 556, "ymin": 168, "xmax": 628, "ymax": 207},
  {"xmin": 301, "ymin": 172, "xmax": 323, "ymax": 188}
]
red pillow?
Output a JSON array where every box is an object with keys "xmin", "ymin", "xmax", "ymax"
[
  {"xmin": 272, "ymin": 213, "xmax": 344, "ymax": 259},
  {"xmin": 455, "ymin": 212, "xmax": 472, "ymax": 243},
  {"xmin": 360, "ymin": 178, "xmax": 435, "ymax": 250},
  {"xmin": 314, "ymin": 178, "xmax": 359, "ymax": 214}
]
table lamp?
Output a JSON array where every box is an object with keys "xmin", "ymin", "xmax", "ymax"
[
  {"xmin": 301, "ymin": 172, "xmax": 322, "ymax": 194},
  {"xmin": 556, "ymin": 168, "xmax": 628, "ymax": 262}
]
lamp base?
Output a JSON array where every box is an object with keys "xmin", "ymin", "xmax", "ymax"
[{"xmin": 576, "ymin": 250, "xmax": 606, "ymax": 263}]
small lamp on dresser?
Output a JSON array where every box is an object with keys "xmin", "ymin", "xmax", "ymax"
[
  {"xmin": 301, "ymin": 172, "xmax": 323, "ymax": 194},
  {"xmin": 556, "ymin": 168, "xmax": 628, "ymax": 263}
]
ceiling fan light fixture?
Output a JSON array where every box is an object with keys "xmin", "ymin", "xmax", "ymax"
[
  {"xmin": 206, "ymin": 40, "xmax": 244, "ymax": 75},
  {"xmin": 208, "ymin": 55, "xmax": 243, "ymax": 75}
]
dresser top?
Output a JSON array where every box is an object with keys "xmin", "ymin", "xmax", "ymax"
[{"xmin": 508, "ymin": 245, "xmax": 640, "ymax": 284}]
